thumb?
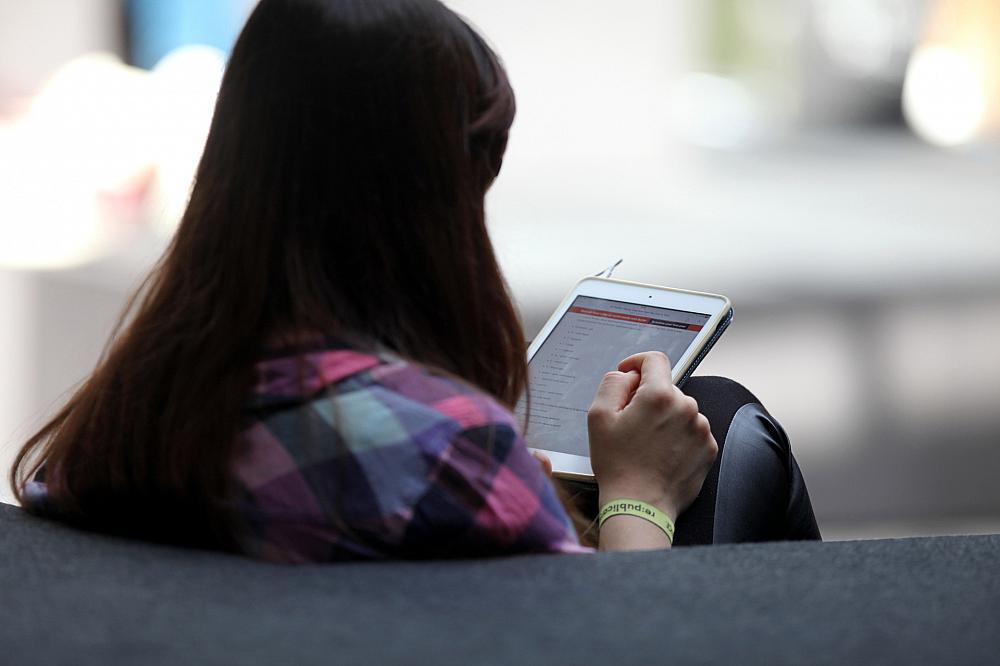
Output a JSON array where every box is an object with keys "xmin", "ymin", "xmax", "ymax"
[
  {"xmin": 531, "ymin": 451, "xmax": 553, "ymax": 477},
  {"xmin": 591, "ymin": 370, "xmax": 641, "ymax": 415}
]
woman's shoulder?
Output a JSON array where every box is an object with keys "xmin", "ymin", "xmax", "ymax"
[
  {"xmin": 245, "ymin": 341, "xmax": 521, "ymax": 457},
  {"xmin": 235, "ymin": 343, "xmax": 574, "ymax": 562},
  {"xmin": 366, "ymin": 357, "xmax": 519, "ymax": 433}
]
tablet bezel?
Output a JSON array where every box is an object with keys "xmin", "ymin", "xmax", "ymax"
[{"xmin": 525, "ymin": 277, "xmax": 731, "ymax": 482}]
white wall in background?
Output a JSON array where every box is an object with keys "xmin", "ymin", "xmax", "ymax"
[
  {"xmin": 446, "ymin": 0, "xmax": 688, "ymax": 210},
  {"xmin": 0, "ymin": 271, "xmax": 35, "ymax": 503}
]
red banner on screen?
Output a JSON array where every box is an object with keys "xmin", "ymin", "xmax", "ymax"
[{"xmin": 569, "ymin": 306, "xmax": 703, "ymax": 331}]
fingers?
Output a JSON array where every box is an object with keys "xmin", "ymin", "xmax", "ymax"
[
  {"xmin": 680, "ymin": 395, "xmax": 699, "ymax": 420},
  {"xmin": 590, "ymin": 369, "xmax": 641, "ymax": 418},
  {"xmin": 617, "ymin": 351, "xmax": 673, "ymax": 392},
  {"xmin": 692, "ymin": 412, "xmax": 711, "ymax": 437},
  {"xmin": 616, "ymin": 352, "xmax": 679, "ymax": 417},
  {"xmin": 531, "ymin": 450, "xmax": 553, "ymax": 477}
]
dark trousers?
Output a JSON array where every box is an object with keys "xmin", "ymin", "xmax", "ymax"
[{"xmin": 561, "ymin": 376, "xmax": 821, "ymax": 546}]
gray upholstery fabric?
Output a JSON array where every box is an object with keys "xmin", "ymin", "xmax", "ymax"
[{"xmin": 2, "ymin": 502, "xmax": 998, "ymax": 665}]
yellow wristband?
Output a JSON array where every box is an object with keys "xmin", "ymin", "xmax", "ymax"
[{"xmin": 598, "ymin": 499, "xmax": 675, "ymax": 544}]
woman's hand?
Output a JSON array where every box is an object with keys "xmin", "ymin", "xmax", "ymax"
[{"xmin": 587, "ymin": 351, "xmax": 718, "ymax": 550}]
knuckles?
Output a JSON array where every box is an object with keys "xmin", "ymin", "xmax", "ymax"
[
  {"xmin": 641, "ymin": 386, "xmax": 676, "ymax": 409},
  {"xmin": 706, "ymin": 435, "xmax": 720, "ymax": 462},
  {"xmin": 587, "ymin": 405, "xmax": 612, "ymax": 428},
  {"xmin": 680, "ymin": 396, "xmax": 699, "ymax": 419},
  {"xmin": 693, "ymin": 413, "xmax": 711, "ymax": 437}
]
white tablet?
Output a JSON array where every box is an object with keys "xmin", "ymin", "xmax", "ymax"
[{"xmin": 517, "ymin": 277, "xmax": 732, "ymax": 482}]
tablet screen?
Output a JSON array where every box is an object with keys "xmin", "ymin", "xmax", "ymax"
[{"xmin": 517, "ymin": 295, "xmax": 709, "ymax": 457}]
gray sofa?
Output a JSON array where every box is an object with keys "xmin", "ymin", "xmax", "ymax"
[{"xmin": 2, "ymin": 502, "xmax": 998, "ymax": 665}]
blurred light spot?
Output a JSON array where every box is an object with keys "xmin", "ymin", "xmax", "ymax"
[
  {"xmin": 23, "ymin": 53, "xmax": 155, "ymax": 192},
  {"xmin": 903, "ymin": 46, "xmax": 987, "ymax": 147},
  {"xmin": 813, "ymin": 0, "xmax": 903, "ymax": 79},
  {"xmin": 670, "ymin": 73, "xmax": 759, "ymax": 150},
  {"xmin": 0, "ymin": 53, "xmax": 151, "ymax": 270},
  {"xmin": 0, "ymin": 46, "xmax": 226, "ymax": 269}
]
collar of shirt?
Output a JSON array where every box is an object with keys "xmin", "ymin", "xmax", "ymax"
[{"xmin": 250, "ymin": 336, "xmax": 386, "ymax": 410}]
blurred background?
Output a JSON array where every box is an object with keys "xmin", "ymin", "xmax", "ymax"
[{"xmin": 1, "ymin": 0, "xmax": 998, "ymax": 540}]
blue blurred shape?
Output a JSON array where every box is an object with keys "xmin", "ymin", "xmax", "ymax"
[{"xmin": 128, "ymin": 0, "xmax": 250, "ymax": 69}]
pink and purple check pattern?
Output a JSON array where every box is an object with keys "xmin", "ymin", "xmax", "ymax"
[{"xmin": 234, "ymin": 340, "xmax": 587, "ymax": 562}]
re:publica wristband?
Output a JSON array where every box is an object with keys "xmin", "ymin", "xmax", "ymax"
[{"xmin": 598, "ymin": 499, "xmax": 675, "ymax": 544}]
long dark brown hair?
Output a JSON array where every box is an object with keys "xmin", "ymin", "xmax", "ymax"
[{"xmin": 10, "ymin": 0, "xmax": 527, "ymax": 548}]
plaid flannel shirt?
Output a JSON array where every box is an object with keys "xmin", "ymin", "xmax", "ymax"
[{"xmin": 235, "ymin": 339, "xmax": 587, "ymax": 562}]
